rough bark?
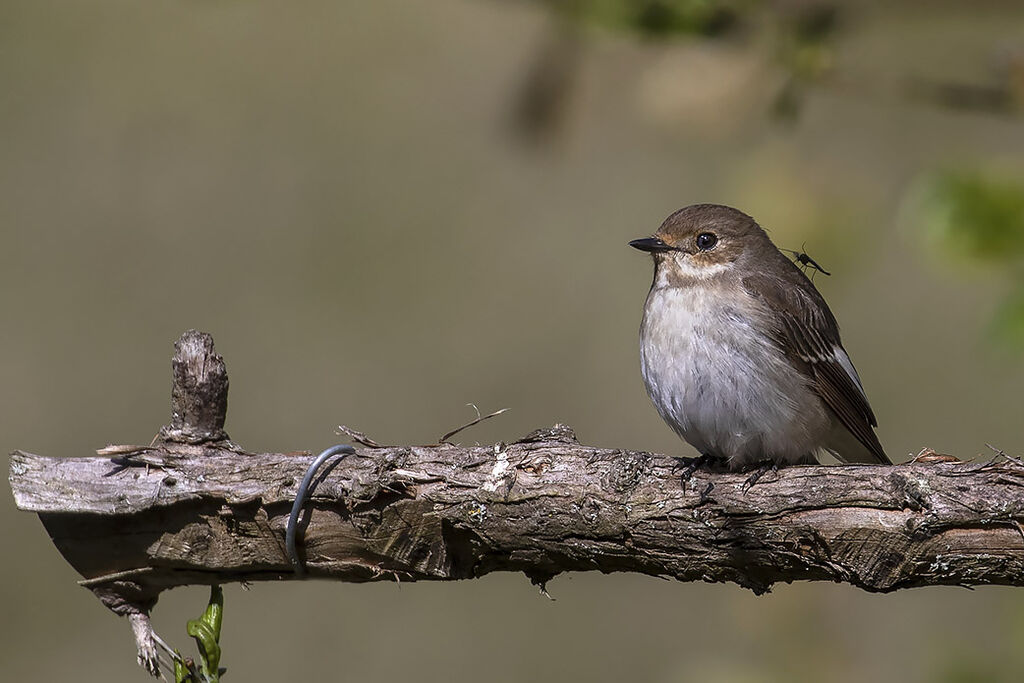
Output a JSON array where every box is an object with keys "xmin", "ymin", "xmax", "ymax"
[
  {"xmin": 9, "ymin": 330, "xmax": 1024, "ymax": 676},
  {"xmin": 11, "ymin": 431, "xmax": 1024, "ymax": 598}
]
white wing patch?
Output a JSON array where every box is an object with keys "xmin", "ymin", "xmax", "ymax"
[{"xmin": 832, "ymin": 344, "xmax": 868, "ymax": 401}]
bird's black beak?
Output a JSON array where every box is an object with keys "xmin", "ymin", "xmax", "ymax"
[{"xmin": 629, "ymin": 237, "xmax": 674, "ymax": 253}]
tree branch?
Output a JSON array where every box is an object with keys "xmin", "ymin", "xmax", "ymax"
[
  {"xmin": 9, "ymin": 331, "xmax": 1024, "ymax": 675},
  {"xmin": 12, "ymin": 431, "xmax": 1024, "ymax": 598}
]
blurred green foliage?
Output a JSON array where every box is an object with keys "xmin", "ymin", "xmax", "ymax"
[
  {"xmin": 924, "ymin": 171, "xmax": 1024, "ymax": 261},
  {"xmin": 568, "ymin": 0, "xmax": 746, "ymax": 38},
  {"xmin": 539, "ymin": 0, "xmax": 842, "ymax": 122},
  {"xmin": 537, "ymin": 0, "xmax": 1023, "ymax": 124},
  {"xmin": 919, "ymin": 170, "xmax": 1024, "ymax": 348},
  {"xmin": 772, "ymin": 4, "xmax": 838, "ymax": 121}
]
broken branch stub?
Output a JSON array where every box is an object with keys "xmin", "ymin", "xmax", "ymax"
[{"xmin": 159, "ymin": 329, "xmax": 229, "ymax": 444}]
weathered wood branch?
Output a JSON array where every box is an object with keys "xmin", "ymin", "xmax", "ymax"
[
  {"xmin": 13, "ymin": 432, "xmax": 1024, "ymax": 597},
  {"xmin": 9, "ymin": 331, "xmax": 1024, "ymax": 675}
]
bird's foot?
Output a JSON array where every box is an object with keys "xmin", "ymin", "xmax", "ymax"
[
  {"xmin": 674, "ymin": 453, "xmax": 725, "ymax": 491},
  {"xmin": 741, "ymin": 460, "xmax": 779, "ymax": 491}
]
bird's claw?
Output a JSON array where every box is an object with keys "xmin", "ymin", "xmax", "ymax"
[
  {"xmin": 741, "ymin": 460, "xmax": 779, "ymax": 491},
  {"xmin": 674, "ymin": 453, "xmax": 722, "ymax": 491}
]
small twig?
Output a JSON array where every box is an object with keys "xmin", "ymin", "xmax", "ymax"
[
  {"xmin": 986, "ymin": 443, "xmax": 1024, "ymax": 467},
  {"xmin": 152, "ymin": 632, "xmax": 179, "ymax": 662},
  {"xmin": 96, "ymin": 444, "xmax": 157, "ymax": 457},
  {"xmin": 336, "ymin": 425, "xmax": 385, "ymax": 449},
  {"xmin": 438, "ymin": 405, "xmax": 509, "ymax": 444},
  {"xmin": 910, "ymin": 447, "xmax": 961, "ymax": 464},
  {"xmin": 78, "ymin": 567, "xmax": 154, "ymax": 587}
]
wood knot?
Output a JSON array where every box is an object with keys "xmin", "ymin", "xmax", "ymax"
[
  {"xmin": 600, "ymin": 451, "xmax": 651, "ymax": 493},
  {"xmin": 376, "ymin": 448, "xmax": 411, "ymax": 474},
  {"xmin": 517, "ymin": 424, "xmax": 578, "ymax": 445},
  {"xmin": 887, "ymin": 472, "xmax": 931, "ymax": 512},
  {"xmin": 519, "ymin": 455, "xmax": 551, "ymax": 475}
]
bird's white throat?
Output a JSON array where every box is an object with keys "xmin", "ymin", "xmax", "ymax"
[{"xmin": 653, "ymin": 255, "xmax": 732, "ymax": 287}]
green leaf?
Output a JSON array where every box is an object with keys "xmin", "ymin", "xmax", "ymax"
[{"xmin": 185, "ymin": 585, "xmax": 224, "ymax": 682}]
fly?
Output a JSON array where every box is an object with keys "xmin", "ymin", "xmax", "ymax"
[{"xmin": 782, "ymin": 245, "xmax": 831, "ymax": 279}]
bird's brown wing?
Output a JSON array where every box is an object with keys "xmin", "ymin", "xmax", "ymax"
[{"xmin": 742, "ymin": 270, "xmax": 890, "ymax": 464}]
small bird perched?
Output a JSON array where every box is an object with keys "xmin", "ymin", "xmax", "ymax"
[{"xmin": 630, "ymin": 204, "xmax": 890, "ymax": 470}]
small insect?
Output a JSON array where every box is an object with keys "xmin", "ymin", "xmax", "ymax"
[{"xmin": 781, "ymin": 244, "xmax": 831, "ymax": 280}]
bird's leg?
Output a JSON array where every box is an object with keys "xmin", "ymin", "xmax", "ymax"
[{"xmin": 741, "ymin": 459, "xmax": 779, "ymax": 491}]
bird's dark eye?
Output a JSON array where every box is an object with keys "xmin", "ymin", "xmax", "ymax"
[{"xmin": 696, "ymin": 232, "xmax": 718, "ymax": 250}]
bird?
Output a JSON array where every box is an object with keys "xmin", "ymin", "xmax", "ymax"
[{"xmin": 630, "ymin": 203, "xmax": 890, "ymax": 472}]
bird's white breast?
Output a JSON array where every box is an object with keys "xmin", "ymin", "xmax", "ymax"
[{"xmin": 639, "ymin": 282, "xmax": 829, "ymax": 467}]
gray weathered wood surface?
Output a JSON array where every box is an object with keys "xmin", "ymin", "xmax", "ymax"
[{"xmin": 11, "ymin": 428, "xmax": 1024, "ymax": 600}]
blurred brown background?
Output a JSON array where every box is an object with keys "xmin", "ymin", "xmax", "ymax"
[{"xmin": 4, "ymin": 1, "xmax": 1024, "ymax": 681}]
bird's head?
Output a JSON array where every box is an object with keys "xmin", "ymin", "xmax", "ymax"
[{"xmin": 630, "ymin": 204, "xmax": 769, "ymax": 284}]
